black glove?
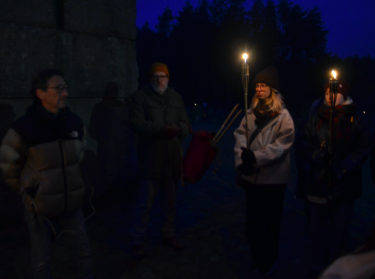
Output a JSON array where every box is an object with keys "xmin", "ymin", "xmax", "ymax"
[
  {"xmin": 237, "ymin": 163, "xmax": 254, "ymax": 176},
  {"xmin": 240, "ymin": 147, "xmax": 256, "ymax": 165}
]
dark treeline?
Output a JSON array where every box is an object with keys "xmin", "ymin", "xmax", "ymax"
[{"xmin": 136, "ymin": 0, "xmax": 375, "ymax": 117}]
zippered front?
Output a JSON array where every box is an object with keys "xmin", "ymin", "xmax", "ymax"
[{"xmin": 58, "ymin": 139, "xmax": 68, "ymax": 214}]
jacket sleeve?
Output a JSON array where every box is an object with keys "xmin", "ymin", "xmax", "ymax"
[
  {"xmin": 297, "ymin": 115, "xmax": 322, "ymax": 166},
  {"xmin": 130, "ymin": 91, "xmax": 165, "ymax": 137},
  {"xmin": 234, "ymin": 113, "xmax": 250, "ymax": 168},
  {"xmin": 253, "ymin": 110, "xmax": 295, "ymax": 168},
  {"xmin": 0, "ymin": 129, "xmax": 27, "ymax": 192},
  {"xmin": 335, "ymin": 115, "xmax": 373, "ymax": 178}
]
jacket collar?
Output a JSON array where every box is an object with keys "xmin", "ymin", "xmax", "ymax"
[
  {"xmin": 323, "ymin": 96, "xmax": 354, "ymax": 106},
  {"xmin": 28, "ymin": 100, "xmax": 69, "ymax": 126}
]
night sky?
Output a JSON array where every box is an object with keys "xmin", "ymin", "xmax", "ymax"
[{"xmin": 136, "ymin": 0, "xmax": 375, "ymax": 58}]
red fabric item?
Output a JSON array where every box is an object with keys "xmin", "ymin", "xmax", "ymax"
[{"xmin": 183, "ymin": 131, "xmax": 217, "ymax": 183}]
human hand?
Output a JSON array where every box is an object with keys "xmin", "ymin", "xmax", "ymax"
[
  {"xmin": 169, "ymin": 123, "xmax": 182, "ymax": 134},
  {"xmin": 240, "ymin": 147, "xmax": 256, "ymax": 165},
  {"xmin": 162, "ymin": 124, "xmax": 179, "ymax": 138},
  {"xmin": 237, "ymin": 163, "xmax": 254, "ymax": 176}
]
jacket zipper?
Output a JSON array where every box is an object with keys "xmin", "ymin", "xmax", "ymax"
[{"xmin": 58, "ymin": 140, "xmax": 68, "ymax": 214}]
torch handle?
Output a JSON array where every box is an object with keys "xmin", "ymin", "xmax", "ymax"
[
  {"xmin": 213, "ymin": 110, "xmax": 242, "ymax": 145},
  {"xmin": 212, "ymin": 104, "xmax": 239, "ymax": 143},
  {"xmin": 242, "ymin": 63, "xmax": 250, "ymax": 149},
  {"xmin": 245, "ymin": 94, "xmax": 249, "ymax": 150},
  {"xmin": 329, "ymin": 109, "xmax": 333, "ymax": 187},
  {"xmin": 328, "ymin": 78, "xmax": 338, "ymax": 187}
]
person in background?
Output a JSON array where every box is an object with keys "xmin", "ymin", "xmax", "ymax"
[
  {"xmin": 129, "ymin": 62, "xmax": 190, "ymax": 259},
  {"xmin": 88, "ymin": 82, "xmax": 132, "ymax": 190},
  {"xmin": 234, "ymin": 66, "xmax": 295, "ymax": 276},
  {"xmin": 0, "ymin": 68, "xmax": 93, "ymax": 279},
  {"xmin": 297, "ymin": 79, "xmax": 373, "ymax": 276}
]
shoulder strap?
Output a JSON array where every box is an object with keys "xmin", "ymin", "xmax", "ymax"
[{"xmin": 248, "ymin": 117, "xmax": 272, "ymax": 148}]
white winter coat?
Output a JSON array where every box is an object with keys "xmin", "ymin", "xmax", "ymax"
[{"xmin": 234, "ymin": 108, "xmax": 295, "ymax": 184}]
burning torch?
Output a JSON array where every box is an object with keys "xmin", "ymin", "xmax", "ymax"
[
  {"xmin": 242, "ymin": 53, "xmax": 250, "ymax": 149},
  {"xmin": 328, "ymin": 70, "xmax": 338, "ymax": 186}
]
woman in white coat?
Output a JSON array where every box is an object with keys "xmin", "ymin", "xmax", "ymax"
[{"xmin": 234, "ymin": 66, "xmax": 295, "ymax": 275}]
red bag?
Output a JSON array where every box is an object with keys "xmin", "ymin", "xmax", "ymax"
[{"xmin": 183, "ymin": 131, "xmax": 217, "ymax": 183}]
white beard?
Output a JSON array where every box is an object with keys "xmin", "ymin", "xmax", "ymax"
[{"xmin": 151, "ymin": 82, "xmax": 168, "ymax": 95}]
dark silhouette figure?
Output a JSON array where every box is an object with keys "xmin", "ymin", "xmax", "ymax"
[
  {"xmin": 0, "ymin": 103, "xmax": 15, "ymax": 142},
  {"xmin": 88, "ymin": 82, "xmax": 133, "ymax": 193},
  {"xmin": 0, "ymin": 103, "xmax": 23, "ymax": 229}
]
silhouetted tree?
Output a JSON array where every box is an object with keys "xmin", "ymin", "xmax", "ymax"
[
  {"xmin": 156, "ymin": 7, "xmax": 175, "ymax": 37},
  {"xmin": 135, "ymin": 0, "xmax": 374, "ymax": 115}
]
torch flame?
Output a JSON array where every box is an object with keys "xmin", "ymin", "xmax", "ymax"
[
  {"xmin": 242, "ymin": 53, "xmax": 248, "ymax": 63},
  {"xmin": 331, "ymin": 70, "xmax": 337, "ymax": 79}
]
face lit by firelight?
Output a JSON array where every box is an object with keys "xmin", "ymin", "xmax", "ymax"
[{"xmin": 255, "ymin": 83, "xmax": 271, "ymax": 100}]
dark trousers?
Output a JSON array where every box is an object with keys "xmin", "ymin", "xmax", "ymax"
[
  {"xmin": 130, "ymin": 178, "xmax": 177, "ymax": 244},
  {"xmin": 308, "ymin": 199, "xmax": 354, "ymax": 274},
  {"xmin": 245, "ymin": 184, "xmax": 286, "ymax": 268},
  {"xmin": 25, "ymin": 208, "xmax": 93, "ymax": 279}
]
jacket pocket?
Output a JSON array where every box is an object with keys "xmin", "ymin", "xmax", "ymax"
[
  {"xmin": 144, "ymin": 103, "xmax": 163, "ymax": 121},
  {"xmin": 166, "ymin": 102, "xmax": 181, "ymax": 122}
]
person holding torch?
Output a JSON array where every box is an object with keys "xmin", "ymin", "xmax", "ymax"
[
  {"xmin": 297, "ymin": 74, "xmax": 373, "ymax": 276},
  {"xmin": 234, "ymin": 66, "xmax": 295, "ymax": 275}
]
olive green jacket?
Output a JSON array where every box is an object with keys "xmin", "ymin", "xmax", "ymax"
[{"xmin": 130, "ymin": 85, "xmax": 190, "ymax": 178}]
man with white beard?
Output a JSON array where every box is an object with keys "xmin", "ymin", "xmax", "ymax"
[{"xmin": 129, "ymin": 62, "xmax": 190, "ymax": 259}]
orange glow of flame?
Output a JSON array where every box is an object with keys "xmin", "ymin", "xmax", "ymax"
[
  {"xmin": 242, "ymin": 53, "xmax": 248, "ymax": 63},
  {"xmin": 331, "ymin": 70, "xmax": 337, "ymax": 79}
]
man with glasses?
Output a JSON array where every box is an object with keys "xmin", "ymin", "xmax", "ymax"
[
  {"xmin": 129, "ymin": 62, "xmax": 190, "ymax": 259},
  {"xmin": 0, "ymin": 68, "xmax": 93, "ymax": 278}
]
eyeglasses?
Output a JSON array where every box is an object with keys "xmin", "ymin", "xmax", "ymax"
[
  {"xmin": 255, "ymin": 84, "xmax": 267, "ymax": 90},
  {"xmin": 47, "ymin": 84, "xmax": 68, "ymax": 94},
  {"xmin": 152, "ymin": 75, "xmax": 168, "ymax": 81}
]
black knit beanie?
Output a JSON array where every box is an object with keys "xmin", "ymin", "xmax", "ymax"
[{"xmin": 252, "ymin": 66, "xmax": 279, "ymax": 90}]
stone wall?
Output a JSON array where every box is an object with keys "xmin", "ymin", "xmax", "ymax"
[{"xmin": 0, "ymin": 0, "xmax": 138, "ymax": 227}]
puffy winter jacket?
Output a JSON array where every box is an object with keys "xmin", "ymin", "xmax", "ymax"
[{"xmin": 0, "ymin": 100, "xmax": 86, "ymax": 217}]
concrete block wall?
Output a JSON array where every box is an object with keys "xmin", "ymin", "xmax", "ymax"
[
  {"xmin": 64, "ymin": 0, "xmax": 136, "ymax": 39},
  {"xmin": 0, "ymin": 0, "xmax": 56, "ymax": 29},
  {"xmin": 0, "ymin": 0, "xmax": 138, "ymax": 119}
]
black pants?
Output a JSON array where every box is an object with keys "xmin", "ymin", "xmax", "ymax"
[
  {"xmin": 308, "ymin": 199, "xmax": 353, "ymax": 274},
  {"xmin": 245, "ymin": 183, "xmax": 286, "ymax": 268}
]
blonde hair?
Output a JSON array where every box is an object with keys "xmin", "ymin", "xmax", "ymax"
[{"xmin": 251, "ymin": 87, "xmax": 284, "ymax": 114}]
